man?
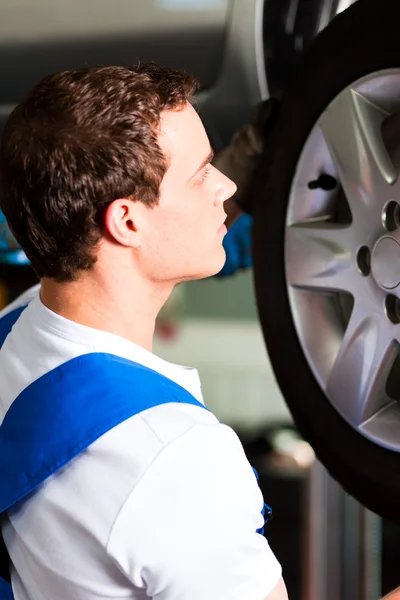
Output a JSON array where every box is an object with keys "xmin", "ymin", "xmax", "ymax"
[{"xmin": 0, "ymin": 64, "xmax": 287, "ymax": 599}]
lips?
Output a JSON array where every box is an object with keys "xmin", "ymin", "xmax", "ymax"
[{"xmin": 218, "ymin": 223, "xmax": 227, "ymax": 235}]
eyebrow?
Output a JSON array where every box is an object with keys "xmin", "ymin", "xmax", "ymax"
[{"xmin": 189, "ymin": 148, "xmax": 215, "ymax": 181}]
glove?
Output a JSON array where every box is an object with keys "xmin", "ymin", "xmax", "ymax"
[
  {"xmin": 212, "ymin": 97, "xmax": 279, "ymax": 214},
  {"xmin": 216, "ymin": 213, "xmax": 253, "ymax": 277},
  {"xmin": 0, "ymin": 210, "xmax": 29, "ymax": 265}
]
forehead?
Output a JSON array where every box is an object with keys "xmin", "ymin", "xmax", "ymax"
[{"xmin": 158, "ymin": 103, "xmax": 209, "ymax": 167}]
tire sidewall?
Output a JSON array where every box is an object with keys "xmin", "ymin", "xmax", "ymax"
[{"xmin": 253, "ymin": 0, "xmax": 400, "ymax": 521}]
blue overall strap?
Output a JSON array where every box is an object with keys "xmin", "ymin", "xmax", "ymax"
[
  {"xmin": 0, "ymin": 306, "xmax": 27, "ymax": 349},
  {"xmin": 0, "ymin": 352, "xmax": 207, "ymax": 514},
  {"xmin": 0, "ymin": 307, "xmax": 207, "ymax": 598}
]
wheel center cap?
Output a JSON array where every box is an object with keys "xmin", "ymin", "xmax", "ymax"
[{"xmin": 371, "ymin": 236, "xmax": 400, "ymax": 290}]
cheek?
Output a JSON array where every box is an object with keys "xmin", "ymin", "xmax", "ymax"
[
  {"xmin": 146, "ymin": 186, "xmax": 215, "ymax": 252},
  {"xmin": 147, "ymin": 211, "xmax": 191, "ymax": 256},
  {"xmin": 156, "ymin": 202, "xmax": 202, "ymax": 238}
]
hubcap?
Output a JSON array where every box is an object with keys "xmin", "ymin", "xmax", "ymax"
[
  {"xmin": 371, "ymin": 236, "xmax": 400, "ymax": 290},
  {"xmin": 286, "ymin": 69, "xmax": 400, "ymax": 452}
]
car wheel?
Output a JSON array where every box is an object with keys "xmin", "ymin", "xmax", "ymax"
[{"xmin": 253, "ymin": 0, "xmax": 400, "ymax": 523}]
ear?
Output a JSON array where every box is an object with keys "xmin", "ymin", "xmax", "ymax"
[{"xmin": 104, "ymin": 198, "xmax": 140, "ymax": 248}]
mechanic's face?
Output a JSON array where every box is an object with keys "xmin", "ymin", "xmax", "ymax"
[{"xmin": 135, "ymin": 103, "xmax": 237, "ymax": 284}]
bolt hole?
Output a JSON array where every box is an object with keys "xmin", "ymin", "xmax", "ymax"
[
  {"xmin": 382, "ymin": 200, "xmax": 400, "ymax": 232},
  {"xmin": 356, "ymin": 245, "xmax": 371, "ymax": 276},
  {"xmin": 385, "ymin": 294, "xmax": 400, "ymax": 325},
  {"xmin": 307, "ymin": 173, "xmax": 338, "ymax": 191}
]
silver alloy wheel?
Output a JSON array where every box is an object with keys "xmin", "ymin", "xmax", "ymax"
[{"xmin": 285, "ymin": 69, "xmax": 400, "ymax": 452}]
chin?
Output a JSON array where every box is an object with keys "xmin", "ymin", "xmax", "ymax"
[
  {"xmin": 178, "ymin": 252, "xmax": 227, "ymax": 282},
  {"xmin": 195, "ymin": 254, "xmax": 227, "ymax": 280}
]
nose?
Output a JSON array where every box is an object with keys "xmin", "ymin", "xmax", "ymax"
[{"xmin": 214, "ymin": 171, "xmax": 237, "ymax": 206}]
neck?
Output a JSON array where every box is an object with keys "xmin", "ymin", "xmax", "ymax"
[{"xmin": 40, "ymin": 264, "xmax": 173, "ymax": 353}]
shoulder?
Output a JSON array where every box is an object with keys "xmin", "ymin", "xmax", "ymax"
[
  {"xmin": 106, "ymin": 417, "xmax": 261, "ymax": 539},
  {"xmin": 106, "ymin": 418, "xmax": 282, "ymax": 599},
  {"xmin": 84, "ymin": 399, "xmax": 221, "ymax": 498}
]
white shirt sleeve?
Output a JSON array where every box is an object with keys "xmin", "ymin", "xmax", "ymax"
[{"xmin": 107, "ymin": 421, "xmax": 282, "ymax": 600}]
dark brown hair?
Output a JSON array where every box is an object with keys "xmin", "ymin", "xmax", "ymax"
[{"xmin": 0, "ymin": 64, "xmax": 198, "ymax": 281}]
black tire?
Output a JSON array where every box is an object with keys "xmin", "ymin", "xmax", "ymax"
[{"xmin": 252, "ymin": 0, "xmax": 400, "ymax": 523}]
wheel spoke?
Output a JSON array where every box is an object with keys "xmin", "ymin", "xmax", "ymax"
[
  {"xmin": 361, "ymin": 402, "xmax": 400, "ymax": 452},
  {"xmin": 286, "ymin": 222, "xmax": 355, "ymax": 293},
  {"xmin": 326, "ymin": 306, "xmax": 397, "ymax": 428},
  {"xmin": 285, "ymin": 70, "xmax": 400, "ymax": 453},
  {"xmin": 319, "ymin": 88, "xmax": 396, "ymax": 221}
]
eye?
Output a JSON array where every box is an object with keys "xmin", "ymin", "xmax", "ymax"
[{"xmin": 198, "ymin": 164, "xmax": 212, "ymax": 184}]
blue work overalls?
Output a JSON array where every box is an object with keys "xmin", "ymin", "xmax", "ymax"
[{"xmin": 0, "ymin": 305, "xmax": 271, "ymax": 600}]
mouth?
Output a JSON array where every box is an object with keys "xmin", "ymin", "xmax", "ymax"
[
  {"xmin": 218, "ymin": 214, "xmax": 227, "ymax": 235},
  {"xmin": 218, "ymin": 224, "xmax": 227, "ymax": 235}
]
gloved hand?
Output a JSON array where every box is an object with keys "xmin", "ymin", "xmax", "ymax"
[{"xmin": 216, "ymin": 213, "xmax": 253, "ymax": 277}]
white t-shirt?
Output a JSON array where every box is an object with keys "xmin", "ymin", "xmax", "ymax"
[{"xmin": 0, "ymin": 285, "xmax": 281, "ymax": 600}]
